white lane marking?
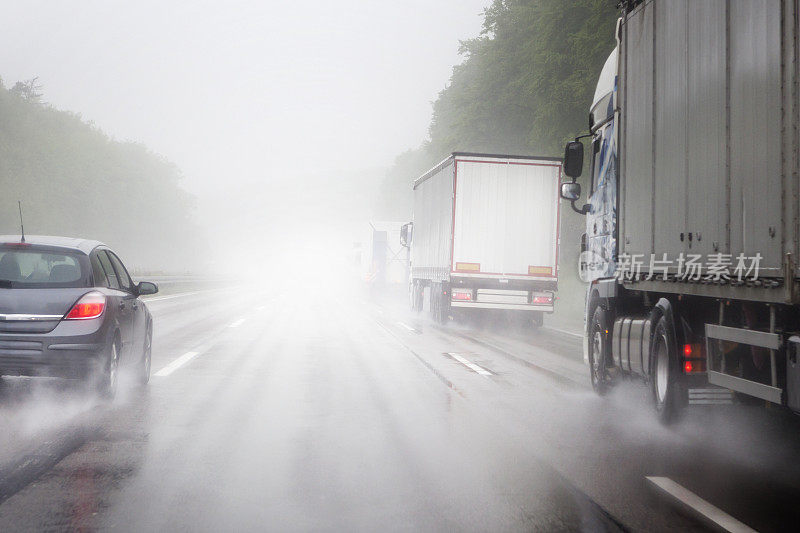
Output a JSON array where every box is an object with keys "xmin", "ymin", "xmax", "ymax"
[
  {"xmin": 155, "ymin": 351, "xmax": 200, "ymax": 377},
  {"xmin": 142, "ymin": 291, "xmax": 205, "ymax": 302},
  {"xmin": 447, "ymin": 353, "xmax": 493, "ymax": 376},
  {"xmin": 256, "ymin": 305, "xmax": 266, "ymax": 311},
  {"xmin": 228, "ymin": 318, "xmax": 246, "ymax": 328},
  {"xmin": 646, "ymin": 477, "xmax": 757, "ymax": 533},
  {"xmin": 543, "ymin": 326, "xmax": 583, "ymax": 339},
  {"xmin": 397, "ymin": 322, "xmax": 418, "ymax": 333}
]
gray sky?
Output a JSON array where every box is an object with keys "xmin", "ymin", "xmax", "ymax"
[{"xmin": 1, "ymin": 0, "xmax": 490, "ymax": 196}]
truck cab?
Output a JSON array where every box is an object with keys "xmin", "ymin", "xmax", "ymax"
[{"xmin": 563, "ymin": 48, "xmax": 619, "ymax": 283}]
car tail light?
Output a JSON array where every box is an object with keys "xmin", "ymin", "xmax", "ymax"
[
  {"xmin": 532, "ymin": 295, "xmax": 553, "ymax": 304},
  {"xmin": 451, "ymin": 289, "xmax": 472, "ymax": 301},
  {"xmin": 65, "ymin": 292, "xmax": 106, "ymax": 320}
]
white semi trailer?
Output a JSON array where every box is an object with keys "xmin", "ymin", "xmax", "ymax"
[
  {"xmin": 561, "ymin": 0, "xmax": 800, "ymax": 422},
  {"xmin": 403, "ymin": 152, "xmax": 562, "ymax": 325}
]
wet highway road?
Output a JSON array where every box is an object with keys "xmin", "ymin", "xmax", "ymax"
[{"xmin": 0, "ymin": 286, "xmax": 798, "ymax": 531}]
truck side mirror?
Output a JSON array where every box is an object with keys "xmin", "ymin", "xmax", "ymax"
[
  {"xmin": 400, "ymin": 222, "xmax": 412, "ymax": 248},
  {"xmin": 561, "ymin": 182, "xmax": 581, "ymax": 201},
  {"xmin": 563, "ymin": 141, "xmax": 584, "ymax": 178}
]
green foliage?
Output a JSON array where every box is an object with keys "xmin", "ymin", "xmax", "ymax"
[
  {"xmin": 377, "ymin": 0, "xmax": 618, "ymax": 322},
  {"xmin": 0, "ymin": 79, "xmax": 198, "ymax": 271},
  {"xmin": 380, "ymin": 0, "xmax": 618, "ymax": 215}
]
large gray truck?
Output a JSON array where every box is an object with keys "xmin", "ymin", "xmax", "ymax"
[{"xmin": 561, "ymin": 0, "xmax": 800, "ymax": 421}]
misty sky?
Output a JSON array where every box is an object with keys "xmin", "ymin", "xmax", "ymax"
[{"xmin": 1, "ymin": 0, "xmax": 491, "ymax": 197}]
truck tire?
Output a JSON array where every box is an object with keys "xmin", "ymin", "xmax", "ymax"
[
  {"xmin": 531, "ymin": 312, "xmax": 544, "ymax": 329},
  {"xmin": 410, "ymin": 281, "xmax": 424, "ymax": 313},
  {"xmin": 589, "ymin": 305, "xmax": 610, "ymax": 395},
  {"xmin": 431, "ymin": 283, "xmax": 450, "ymax": 325},
  {"xmin": 650, "ymin": 314, "xmax": 682, "ymax": 424}
]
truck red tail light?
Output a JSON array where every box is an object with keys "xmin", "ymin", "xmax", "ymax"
[
  {"xmin": 451, "ymin": 289, "xmax": 472, "ymax": 301},
  {"xmin": 532, "ymin": 295, "xmax": 553, "ymax": 304},
  {"xmin": 682, "ymin": 343, "xmax": 706, "ymax": 373},
  {"xmin": 65, "ymin": 292, "xmax": 106, "ymax": 320}
]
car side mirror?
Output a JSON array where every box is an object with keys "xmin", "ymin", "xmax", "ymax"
[
  {"xmin": 137, "ymin": 281, "xmax": 158, "ymax": 296},
  {"xmin": 563, "ymin": 141, "xmax": 584, "ymax": 178},
  {"xmin": 561, "ymin": 182, "xmax": 582, "ymax": 201}
]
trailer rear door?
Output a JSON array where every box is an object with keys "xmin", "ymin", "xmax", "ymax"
[{"xmin": 451, "ymin": 156, "xmax": 560, "ymax": 280}]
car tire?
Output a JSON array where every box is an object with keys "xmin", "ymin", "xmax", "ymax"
[
  {"xmin": 139, "ymin": 326, "xmax": 152, "ymax": 386},
  {"xmin": 588, "ymin": 305, "xmax": 610, "ymax": 395},
  {"xmin": 650, "ymin": 314, "xmax": 682, "ymax": 424},
  {"xmin": 97, "ymin": 339, "xmax": 120, "ymax": 399}
]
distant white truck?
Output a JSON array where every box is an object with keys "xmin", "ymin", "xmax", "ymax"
[
  {"xmin": 402, "ymin": 152, "xmax": 562, "ymax": 325},
  {"xmin": 360, "ymin": 221, "xmax": 408, "ymax": 285}
]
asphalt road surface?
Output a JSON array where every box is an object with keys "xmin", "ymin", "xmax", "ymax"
[{"xmin": 0, "ymin": 284, "xmax": 798, "ymax": 531}]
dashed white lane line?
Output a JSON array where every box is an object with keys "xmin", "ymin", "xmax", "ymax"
[
  {"xmin": 228, "ymin": 318, "xmax": 246, "ymax": 328},
  {"xmin": 543, "ymin": 326, "xmax": 583, "ymax": 339},
  {"xmin": 155, "ymin": 351, "xmax": 200, "ymax": 377},
  {"xmin": 397, "ymin": 322, "xmax": 418, "ymax": 333},
  {"xmin": 447, "ymin": 352, "xmax": 493, "ymax": 376},
  {"xmin": 256, "ymin": 305, "xmax": 266, "ymax": 311},
  {"xmin": 646, "ymin": 476, "xmax": 757, "ymax": 533}
]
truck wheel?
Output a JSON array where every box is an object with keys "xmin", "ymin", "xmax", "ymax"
[
  {"xmin": 410, "ymin": 281, "xmax": 423, "ymax": 312},
  {"xmin": 650, "ymin": 315, "xmax": 681, "ymax": 424},
  {"xmin": 531, "ymin": 312, "xmax": 544, "ymax": 329},
  {"xmin": 589, "ymin": 306, "xmax": 610, "ymax": 395},
  {"xmin": 430, "ymin": 283, "xmax": 449, "ymax": 324}
]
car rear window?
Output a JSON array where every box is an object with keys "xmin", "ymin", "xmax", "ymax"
[{"xmin": 0, "ymin": 246, "xmax": 90, "ymax": 288}]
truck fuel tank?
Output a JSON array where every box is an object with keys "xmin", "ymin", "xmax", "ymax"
[{"xmin": 612, "ymin": 316, "xmax": 652, "ymax": 376}]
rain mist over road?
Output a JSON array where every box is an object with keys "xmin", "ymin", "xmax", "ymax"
[
  {"xmin": 0, "ymin": 0, "xmax": 491, "ymax": 272},
  {"xmin": 1, "ymin": 1, "xmax": 799, "ymax": 532}
]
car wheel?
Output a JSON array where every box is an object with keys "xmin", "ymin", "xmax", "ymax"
[
  {"xmin": 98, "ymin": 339, "xmax": 120, "ymax": 399},
  {"xmin": 139, "ymin": 326, "xmax": 152, "ymax": 386},
  {"xmin": 650, "ymin": 315, "xmax": 682, "ymax": 424},
  {"xmin": 589, "ymin": 305, "xmax": 610, "ymax": 395}
]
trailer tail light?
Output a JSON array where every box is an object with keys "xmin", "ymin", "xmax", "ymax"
[
  {"xmin": 532, "ymin": 295, "xmax": 553, "ymax": 305},
  {"xmin": 451, "ymin": 289, "xmax": 472, "ymax": 301},
  {"xmin": 684, "ymin": 359, "xmax": 707, "ymax": 373},
  {"xmin": 65, "ymin": 292, "xmax": 106, "ymax": 320},
  {"xmin": 682, "ymin": 343, "xmax": 706, "ymax": 373}
]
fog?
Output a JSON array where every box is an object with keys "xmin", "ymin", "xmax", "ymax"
[{"xmin": 0, "ymin": 0, "xmax": 491, "ymax": 273}]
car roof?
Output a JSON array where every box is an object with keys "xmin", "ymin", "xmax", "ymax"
[{"xmin": 0, "ymin": 235, "xmax": 105, "ymax": 255}]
